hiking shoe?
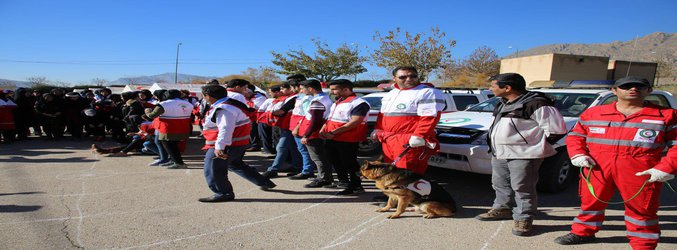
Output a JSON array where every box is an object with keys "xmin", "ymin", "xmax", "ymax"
[
  {"xmin": 337, "ymin": 186, "xmax": 365, "ymax": 196},
  {"xmin": 324, "ymin": 181, "xmax": 350, "ymax": 189},
  {"xmin": 475, "ymin": 208, "xmax": 512, "ymax": 221},
  {"xmin": 304, "ymin": 179, "xmax": 332, "ymax": 188},
  {"xmin": 554, "ymin": 233, "xmax": 596, "ymax": 245},
  {"xmin": 261, "ymin": 171, "xmax": 278, "ymax": 178},
  {"xmin": 159, "ymin": 161, "xmax": 175, "ymax": 167},
  {"xmin": 512, "ymin": 220, "xmax": 533, "ymax": 236},
  {"xmin": 167, "ymin": 163, "xmax": 187, "ymax": 169},
  {"xmin": 289, "ymin": 173, "xmax": 316, "ymax": 180}
]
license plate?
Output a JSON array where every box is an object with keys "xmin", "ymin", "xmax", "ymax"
[{"xmin": 429, "ymin": 155, "xmax": 446, "ymax": 164}]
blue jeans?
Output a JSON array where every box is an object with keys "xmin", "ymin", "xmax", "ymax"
[
  {"xmin": 154, "ymin": 131, "xmax": 169, "ymax": 163},
  {"xmin": 267, "ymin": 129, "xmax": 301, "ymax": 172},
  {"xmin": 143, "ymin": 138, "xmax": 159, "ymax": 155},
  {"xmin": 203, "ymin": 146, "xmax": 275, "ymax": 197},
  {"xmin": 294, "ymin": 136, "xmax": 316, "ymax": 174}
]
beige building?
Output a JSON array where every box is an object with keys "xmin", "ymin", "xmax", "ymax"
[
  {"xmin": 500, "ymin": 53, "xmax": 609, "ymax": 87},
  {"xmin": 500, "ymin": 53, "xmax": 657, "ymax": 87},
  {"xmin": 608, "ymin": 60, "xmax": 657, "ymax": 84}
]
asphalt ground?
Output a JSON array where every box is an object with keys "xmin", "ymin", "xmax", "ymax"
[{"xmin": 1, "ymin": 135, "xmax": 676, "ymax": 249}]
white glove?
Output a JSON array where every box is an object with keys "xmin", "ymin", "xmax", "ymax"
[
  {"xmin": 408, "ymin": 135, "xmax": 426, "ymax": 148},
  {"xmin": 570, "ymin": 154, "xmax": 596, "ymax": 168},
  {"xmin": 636, "ymin": 168, "xmax": 675, "ymax": 183}
]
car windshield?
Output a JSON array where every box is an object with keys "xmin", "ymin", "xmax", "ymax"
[
  {"xmin": 466, "ymin": 93, "xmax": 599, "ymax": 117},
  {"xmin": 363, "ymin": 96, "xmax": 382, "ymax": 110}
]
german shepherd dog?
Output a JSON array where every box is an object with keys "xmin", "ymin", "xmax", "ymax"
[{"xmin": 360, "ymin": 160, "xmax": 457, "ymax": 219}]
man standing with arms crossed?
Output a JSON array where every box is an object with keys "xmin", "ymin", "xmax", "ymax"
[
  {"xmin": 555, "ymin": 76, "xmax": 676, "ymax": 249},
  {"xmin": 373, "ymin": 66, "xmax": 445, "ymax": 175},
  {"xmin": 198, "ymin": 85, "xmax": 276, "ymax": 202},
  {"xmin": 475, "ymin": 73, "xmax": 567, "ymax": 237}
]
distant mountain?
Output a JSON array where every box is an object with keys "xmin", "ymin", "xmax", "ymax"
[
  {"xmin": 509, "ymin": 32, "xmax": 676, "ymax": 73},
  {"xmin": 0, "ymin": 78, "xmax": 31, "ymax": 88},
  {"xmin": 107, "ymin": 72, "xmax": 217, "ymax": 85}
]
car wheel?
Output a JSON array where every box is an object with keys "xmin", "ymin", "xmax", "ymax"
[{"xmin": 537, "ymin": 149, "xmax": 574, "ymax": 193}]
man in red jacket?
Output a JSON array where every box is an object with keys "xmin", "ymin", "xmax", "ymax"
[
  {"xmin": 555, "ymin": 76, "xmax": 676, "ymax": 249},
  {"xmin": 373, "ymin": 66, "xmax": 445, "ymax": 175}
]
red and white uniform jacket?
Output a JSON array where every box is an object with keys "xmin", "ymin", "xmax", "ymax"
[
  {"xmin": 298, "ymin": 93, "xmax": 333, "ymax": 139},
  {"xmin": 376, "ymin": 83, "xmax": 445, "ymax": 140},
  {"xmin": 322, "ymin": 95, "xmax": 369, "ymax": 143},
  {"xmin": 226, "ymin": 91, "xmax": 247, "ymax": 104},
  {"xmin": 375, "ymin": 83, "xmax": 445, "ymax": 174},
  {"xmin": 247, "ymin": 93, "xmax": 267, "ymax": 123},
  {"xmin": 567, "ymin": 102, "xmax": 677, "ymax": 175},
  {"xmin": 0, "ymin": 99, "xmax": 17, "ymax": 130},
  {"xmin": 269, "ymin": 96, "xmax": 291, "ymax": 130},
  {"xmin": 290, "ymin": 94, "xmax": 309, "ymax": 130},
  {"xmin": 202, "ymin": 97, "xmax": 252, "ymax": 150},
  {"xmin": 257, "ymin": 98, "xmax": 274, "ymax": 125},
  {"xmin": 157, "ymin": 99, "xmax": 193, "ymax": 138}
]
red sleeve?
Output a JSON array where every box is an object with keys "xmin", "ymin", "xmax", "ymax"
[
  {"xmin": 375, "ymin": 113, "xmax": 383, "ymax": 130},
  {"xmin": 412, "ymin": 112, "xmax": 441, "ymax": 138},
  {"xmin": 565, "ymin": 111, "xmax": 590, "ymax": 158},
  {"xmin": 654, "ymin": 110, "xmax": 677, "ymax": 174}
]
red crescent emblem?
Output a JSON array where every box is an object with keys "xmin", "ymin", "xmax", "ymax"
[{"xmin": 413, "ymin": 180, "xmax": 425, "ymax": 190}]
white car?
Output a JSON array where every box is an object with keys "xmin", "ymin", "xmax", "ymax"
[
  {"xmin": 359, "ymin": 88, "xmax": 493, "ymax": 155},
  {"xmin": 428, "ymin": 88, "xmax": 677, "ymax": 193}
]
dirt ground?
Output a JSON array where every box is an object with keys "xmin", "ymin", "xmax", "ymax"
[{"xmin": 1, "ymin": 136, "xmax": 676, "ymax": 249}]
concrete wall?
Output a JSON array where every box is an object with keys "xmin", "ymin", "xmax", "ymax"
[
  {"xmin": 609, "ymin": 60, "xmax": 657, "ymax": 84},
  {"xmin": 500, "ymin": 54, "xmax": 554, "ymax": 87}
]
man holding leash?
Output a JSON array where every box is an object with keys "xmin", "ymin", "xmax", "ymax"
[
  {"xmin": 554, "ymin": 76, "xmax": 676, "ymax": 249},
  {"xmin": 373, "ymin": 66, "xmax": 445, "ymax": 175}
]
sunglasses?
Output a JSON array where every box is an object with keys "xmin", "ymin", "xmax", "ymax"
[
  {"xmin": 617, "ymin": 83, "xmax": 649, "ymax": 90},
  {"xmin": 397, "ymin": 74, "xmax": 418, "ymax": 80}
]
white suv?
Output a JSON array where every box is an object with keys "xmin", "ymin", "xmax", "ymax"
[
  {"xmin": 428, "ymin": 88, "xmax": 677, "ymax": 192},
  {"xmin": 359, "ymin": 88, "xmax": 493, "ymax": 155}
]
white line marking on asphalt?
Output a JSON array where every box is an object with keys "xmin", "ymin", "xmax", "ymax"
[
  {"xmin": 321, "ymin": 214, "xmax": 387, "ymax": 249},
  {"xmin": 122, "ymin": 195, "xmax": 338, "ymax": 249},
  {"xmin": 480, "ymin": 220, "xmax": 505, "ymax": 250}
]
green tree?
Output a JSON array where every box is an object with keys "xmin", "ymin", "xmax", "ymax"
[
  {"xmin": 271, "ymin": 39, "xmax": 368, "ymax": 82},
  {"xmin": 371, "ymin": 27, "xmax": 456, "ymax": 81}
]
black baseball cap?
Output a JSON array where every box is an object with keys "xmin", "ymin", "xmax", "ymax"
[{"xmin": 613, "ymin": 76, "xmax": 651, "ymax": 88}]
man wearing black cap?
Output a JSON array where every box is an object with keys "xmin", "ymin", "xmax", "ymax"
[
  {"xmin": 475, "ymin": 73, "xmax": 567, "ymax": 237},
  {"xmin": 555, "ymin": 76, "xmax": 677, "ymax": 249}
]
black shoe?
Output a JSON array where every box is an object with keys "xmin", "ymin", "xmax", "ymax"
[
  {"xmin": 261, "ymin": 171, "xmax": 278, "ymax": 178},
  {"xmin": 260, "ymin": 183, "xmax": 277, "ymax": 191},
  {"xmin": 198, "ymin": 194, "xmax": 234, "ymax": 203},
  {"xmin": 289, "ymin": 173, "xmax": 316, "ymax": 180},
  {"xmin": 305, "ymin": 179, "xmax": 332, "ymax": 188},
  {"xmin": 323, "ymin": 181, "xmax": 350, "ymax": 189},
  {"xmin": 554, "ymin": 233, "xmax": 596, "ymax": 245},
  {"xmin": 337, "ymin": 186, "xmax": 365, "ymax": 196}
]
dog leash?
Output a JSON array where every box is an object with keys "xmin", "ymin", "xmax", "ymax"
[
  {"xmin": 390, "ymin": 144, "xmax": 411, "ymax": 166},
  {"xmin": 580, "ymin": 165, "xmax": 676, "ymax": 204}
]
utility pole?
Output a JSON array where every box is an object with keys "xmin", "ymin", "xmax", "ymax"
[{"xmin": 175, "ymin": 42, "xmax": 182, "ymax": 84}]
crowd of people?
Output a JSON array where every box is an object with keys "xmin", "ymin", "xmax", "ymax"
[{"xmin": 1, "ymin": 69, "xmax": 675, "ymax": 249}]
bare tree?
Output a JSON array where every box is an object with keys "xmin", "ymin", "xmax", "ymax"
[
  {"xmin": 371, "ymin": 27, "xmax": 456, "ymax": 81},
  {"xmin": 27, "ymin": 76, "xmax": 48, "ymax": 88},
  {"xmin": 91, "ymin": 78, "xmax": 108, "ymax": 87}
]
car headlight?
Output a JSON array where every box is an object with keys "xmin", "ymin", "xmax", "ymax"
[{"xmin": 470, "ymin": 132, "xmax": 488, "ymax": 145}]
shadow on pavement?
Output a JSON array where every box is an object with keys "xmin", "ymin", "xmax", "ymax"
[
  {"xmin": 0, "ymin": 192, "xmax": 45, "ymax": 196},
  {"xmin": 0, "ymin": 205, "xmax": 42, "ymax": 213}
]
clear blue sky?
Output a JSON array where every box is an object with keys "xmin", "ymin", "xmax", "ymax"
[{"xmin": 1, "ymin": 0, "xmax": 675, "ymax": 84}]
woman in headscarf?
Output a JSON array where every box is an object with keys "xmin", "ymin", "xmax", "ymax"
[
  {"xmin": 0, "ymin": 90, "xmax": 17, "ymax": 143},
  {"xmin": 12, "ymin": 88, "xmax": 33, "ymax": 140},
  {"xmin": 34, "ymin": 93, "xmax": 63, "ymax": 140}
]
